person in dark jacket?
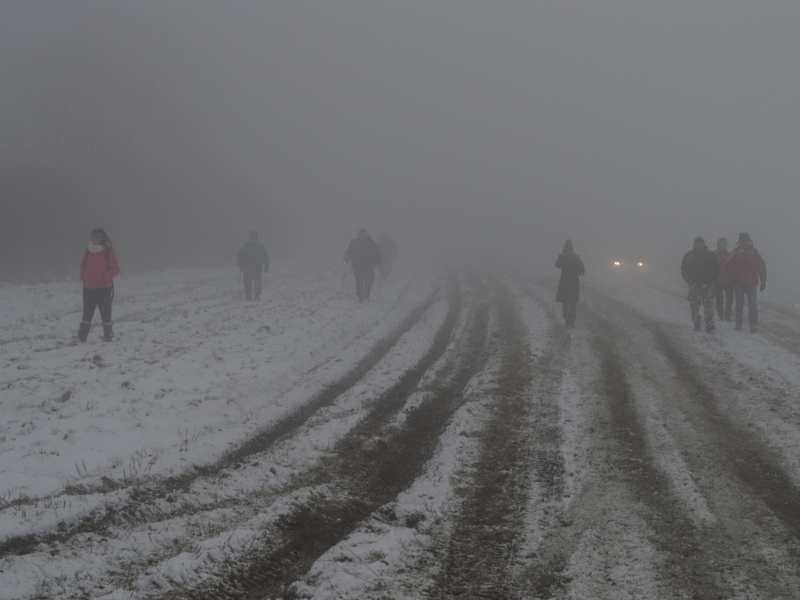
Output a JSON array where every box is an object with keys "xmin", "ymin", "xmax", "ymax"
[
  {"xmin": 237, "ymin": 230, "xmax": 269, "ymax": 301},
  {"xmin": 725, "ymin": 232, "xmax": 767, "ymax": 332},
  {"xmin": 344, "ymin": 229, "xmax": 382, "ymax": 302},
  {"xmin": 377, "ymin": 232, "xmax": 398, "ymax": 281},
  {"xmin": 78, "ymin": 228, "xmax": 120, "ymax": 342},
  {"xmin": 555, "ymin": 240, "xmax": 585, "ymax": 327},
  {"xmin": 713, "ymin": 237, "xmax": 734, "ymax": 322},
  {"xmin": 680, "ymin": 236, "xmax": 719, "ymax": 332}
]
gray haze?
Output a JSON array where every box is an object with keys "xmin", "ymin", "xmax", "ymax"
[{"xmin": 2, "ymin": 1, "xmax": 799, "ymax": 287}]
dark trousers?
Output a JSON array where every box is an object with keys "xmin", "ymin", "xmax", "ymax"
[
  {"xmin": 353, "ymin": 266, "xmax": 376, "ymax": 301},
  {"xmin": 561, "ymin": 302, "xmax": 577, "ymax": 325},
  {"xmin": 714, "ymin": 282, "xmax": 734, "ymax": 320},
  {"xmin": 734, "ymin": 284, "xmax": 758, "ymax": 326},
  {"xmin": 82, "ymin": 287, "xmax": 113, "ymax": 325},
  {"xmin": 243, "ymin": 270, "xmax": 263, "ymax": 300},
  {"xmin": 688, "ymin": 282, "xmax": 715, "ymax": 331}
]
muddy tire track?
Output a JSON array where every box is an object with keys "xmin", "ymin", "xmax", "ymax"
[
  {"xmin": 586, "ymin": 287, "xmax": 800, "ymax": 597},
  {"xmin": 651, "ymin": 326, "xmax": 800, "ymax": 535},
  {"xmin": 427, "ymin": 281, "xmax": 567, "ymax": 598},
  {"xmin": 0, "ymin": 283, "xmax": 442, "ymax": 559},
  {"xmin": 163, "ymin": 273, "xmax": 491, "ymax": 599},
  {"xmin": 521, "ymin": 278, "xmax": 732, "ymax": 598}
]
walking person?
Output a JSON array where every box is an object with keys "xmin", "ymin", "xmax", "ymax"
[
  {"xmin": 725, "ymin": 232, "xmax": 767, "ymax": 332},
  {"xmin": 344, "ymin": 229, "xmax": 382, "ymax": 302},
  {"xmin": 681, "ymin": 237, "xmax": 719, "ymax": 332},
  {"xmin": 78, "ymin": 228, "xmax": 120, "ymax": 342},
  {"xmin": 237, "ymin": 230, "xmax": 269, "ymax": 301},
  {"xmin": 377, "ymin": 232, "xmax": 398, "ymax": 281},
  {"xmin": 555, "ymin": 239, "xmax": 585, "ymax": 328},
  {"xmin": 713, "ymin": 237, "xmax": 734, "ymax": 322}
]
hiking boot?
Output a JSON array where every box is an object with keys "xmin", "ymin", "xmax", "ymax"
[
  {"xmin": 77, "ymin": 321, "xmax": 91, "ymax": 342},
  {"xmin": 735, "ymin": 323, "xmax": 742, "ymax": 331},
  {"xmin": 750, "ymin": 325, "xmax": 758, "ymax": 333},
  {"xmin": 706, "ymin": 326, "xmax": 715, "ymax": 333},
  {"xmin": 694, "ymin": 323, "xmax": 701, "ymax": 332},
  {"xmin": 102, "ymin": 324, "xmax": 113, "ymax": 342}
]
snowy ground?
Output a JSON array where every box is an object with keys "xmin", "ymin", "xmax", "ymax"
[{"xmin": 2, "ymin": 264, "xmax": 800, "ymax": 599}]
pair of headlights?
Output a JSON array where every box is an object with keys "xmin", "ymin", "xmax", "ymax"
[{"xmin": 613, "ymin": 261, "xmax": 644, "ymax": 267}]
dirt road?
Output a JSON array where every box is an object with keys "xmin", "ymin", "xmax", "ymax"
[{"xmin": 3, "ymin": 272, "xmax": 800, "ymax": 599}]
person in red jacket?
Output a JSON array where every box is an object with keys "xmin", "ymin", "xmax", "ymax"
[
  {"xmin": 725, "ymin": 232, "xmax": 767, "ymax": 332},
  {"xmin": 78, "ymin": 228, "xmax": 120, "ymax": 342},
  {"xmin": 713, "ymin": 237, "xmax": 734, "ymax": 322}
]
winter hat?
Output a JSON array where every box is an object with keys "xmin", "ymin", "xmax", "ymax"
[
  {"xmin": 693, "ymin": 236, "xmax": 705, "ymax": 246},
  {"xmin": 90, "ymin": 229, "xmax": 106, "ymax": 242},
  {"xmin": 562, "ymin": 239, "xmax": 574, "ymax": 253},
  {"xmin": 717, "ymin": 237, "xmax": 728, "ymax": 248},
  {"xmin": 358, "ymin": 228, "xmax": 368, "ymax": 237},
  {"xmin": 738, "ymin": 232, "xmax": 752, "ymax": 244}
]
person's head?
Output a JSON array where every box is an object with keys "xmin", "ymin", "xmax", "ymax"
[
  {"xmin": 693, "ymin": 236, "xmax": 706, "ymax": 250},
  {"xmin": 90, "ymin": 228, "xmax": 108, "ymax": 247},
  {"xmin": 716, "ymin": 237, "xmax": 728, "ymax": 251},
  {"xmin": 562, "ymin": 239, "xmax": 574, "ymax": 255},
  {"xmin": 358, "ymin": 228, "xmax": 368, "ymax": 238},
  {"xmin": 737, "ymin": 232, "xmax": 752, "ymax": 247},
  {"xmin": 248, "ymin": 230, "xmax": 258, "ymax": 241}
]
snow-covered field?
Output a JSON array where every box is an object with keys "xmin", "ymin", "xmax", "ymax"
[{"xmin": 2, "ymin": 264, "xmax": 800, "ymax": 599}]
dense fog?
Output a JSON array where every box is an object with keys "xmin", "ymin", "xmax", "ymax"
[{"xmin": 1, "ymin": 1, "xmax": 798, "ymax": 288}]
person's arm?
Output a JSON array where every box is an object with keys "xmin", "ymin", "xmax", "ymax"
[
  {"xmin": 680, "ymin": 253, "xmax": 692, "ymax": 282},
  {"xmin": 80, "ymin": 250, "xmax": 88, "ymax": 282},
  {"xmin": 555, "ymin": 253, "xmax": 565, "ymax": 269},
  {"xmin": 757, "ymin": 251, "xmax": 767, "ymax": 289},
  {"xmin": 107, "ymin": 249, "xmax": 120, "ymax": 279},
  {"xmin": 725, "ymin": 253, "xmax": 737, "ymax": 282},
  {"xmin": 578, "ymin": 258, "xmax": 585, "ymax": 276},
  {"xmin": 344, "ymin": 242, "xmax": 352, "ymax": 263}
]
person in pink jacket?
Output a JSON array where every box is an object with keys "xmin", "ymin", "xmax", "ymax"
[{"xmin": 78, "ymin": 228, "xmax": 120, "ymax": 342}]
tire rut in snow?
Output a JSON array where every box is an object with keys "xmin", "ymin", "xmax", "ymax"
[
  {"xmin": 650, "ymin": 324, "xmax": 800, "ymax": 539},
  {"xmin": 585, "ymin": 288, "xmax": 800, "ymax": 597},
  {"xmin": 588, "ymin": 320, "xmax": 730, "ymax": 599},
  {"xmin": 0, "ymin": 283, "xmax": 441, "ymax": 560},
  {"xmin": 168, "ymin": 271, "xmax": 491, "ymax": 599},
  {"xmin": 429, "ymin": 281, "xmax": 566, "ymax": 598},
  {"xmin": 529, "ymin": 277, "xmax": 729, "ymax": 598}
]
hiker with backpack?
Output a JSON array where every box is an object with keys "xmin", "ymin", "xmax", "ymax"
[
  {"xmin": 725, "ymin": 232, "xmax": 767, "ymax": 332},
  {"xmin": 555, "ymin": 239, "xmax": 585, "ymax": 328},
  {"xmin": 237, "ymin": 230, "xmax": 270, "ymax": 301},
  {"xmin": 78, "ymin": 228, "xmax": 120, "ymax": 342},
  {"xmin": 344, "ymin": 229, "xmax": 382, "ymax": 302},
  {"xmin": 681, "ymin": 236, "xmax": 719, "ymax": 333}
]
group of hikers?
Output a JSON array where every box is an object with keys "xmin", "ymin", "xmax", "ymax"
[
  {"xmin": 76, "ymin": 227, "xmax": 766, "ymax": 342},
  {"xmin": 681, "ymin": 232, "xmax": 767, "ymax": 333},
  {"xmin": 554, "ymin": 232, "xmax": 768, "ymax": 333},
  {"xmin": 234, "ymin": 227, "xmax": 398, "ymax": 304},
  {"xmin": 76, "ymin": 227, "xmax": 398, "ymax": 341}
]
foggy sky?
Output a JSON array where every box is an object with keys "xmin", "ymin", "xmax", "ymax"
[{"xmin": 2, "ymin": 1, "xmax": 799, "ymax": 287}]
